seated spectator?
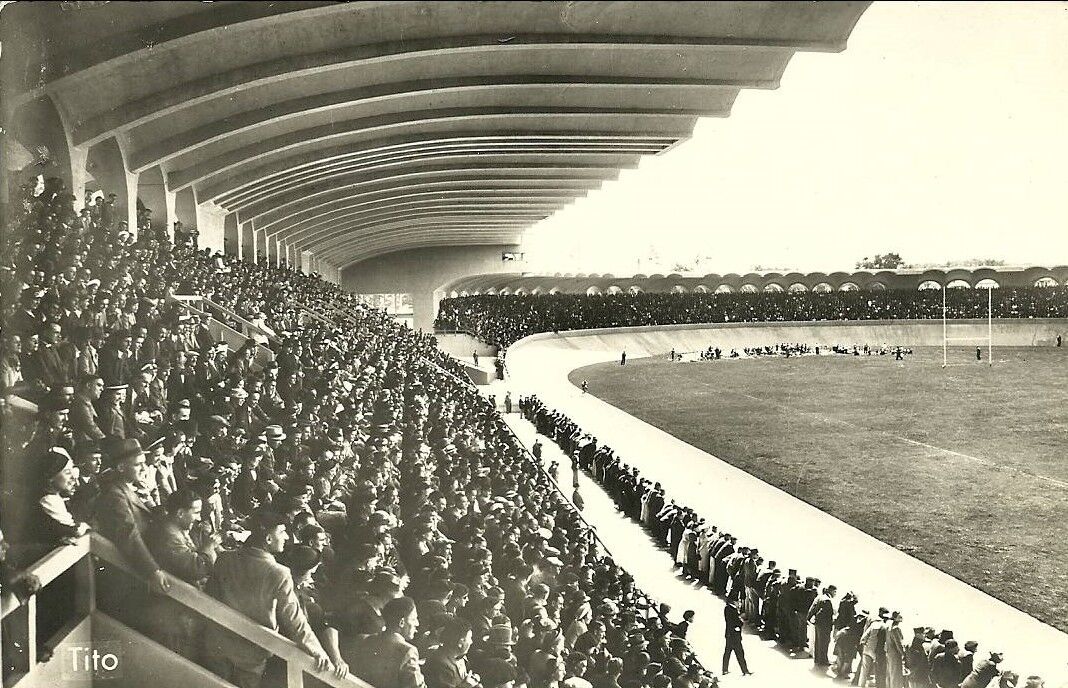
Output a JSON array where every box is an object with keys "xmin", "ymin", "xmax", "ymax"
[{"xmin": 33, "ymin": 447, "xmax": 90, "ymax": 548}]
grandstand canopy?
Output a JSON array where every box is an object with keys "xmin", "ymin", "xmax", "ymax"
[{"xmin": 2, "ymin": 1, "xmax": 869, "ymax": 270}]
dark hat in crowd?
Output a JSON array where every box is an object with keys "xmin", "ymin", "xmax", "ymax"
[
  {"xmin": 144, "ymin": 435, "xmax": 166, "ymax": 452},
  {"xmin": 479, "ymin": 658, "xmax": 516, "ymax": 688},
  {"xmin": 112, "ymin": 438, "xmax": 144, "ymax": 464},
  {"xmin": 75, "ymin": 440, "xmax": 102, "ymax": 459},
  {"xmin": 486, "ymin": 624, "xmax": 515, "ymax": 646},
  {"xmin": 264, "ymin": 425, "xmax": 286, "ymax": 440},
  {"xmin": 41, "ymin": 447, "xmax": 74, "ymax": 481},
  {"xmin": 37, "ymin": 396, "xmax": 70, "ymax": 415},
  {"xmin": 285, "ymin": 545, "xmax": 322, "ymax": 578}
]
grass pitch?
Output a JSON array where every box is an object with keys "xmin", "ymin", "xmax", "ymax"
[{"xmin": 571, "ymin": 346, "xmax": 1068, "ymax": 632}]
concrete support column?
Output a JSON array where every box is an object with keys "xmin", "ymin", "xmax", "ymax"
[
  {"xmin": 163, "ymin": 188, "xmax": 177, "ymax": 240},
  {"xmin": 69, "ymin": 147, "xmax": 89, "ymax": 212},
  {"xmin": 411, "ymin": 291, "xmax": 435, "ymax": 333},
  {"xmin": 240, "ymin": 222, "xmax": 255, "ymax": 262},
  {"xmin": 175, "ymin": 187, "xmax": 197, "ymax": 243},
  {"xmin": 123, "ymin": 172, "xmax": 139, "ymax": 240},
  {"xmin": 86, "ymin": 137, "xmax": 138, "ymax": 239},
  {"xmin": 223, "ymin": 213, "xmax": 240, "ymax": 258},
  {"xmin": 195, "ymin": 196, "xmax": 226, "ymax": 253},
  {"xmin": 254, "ymin": 229, "xmax": 266, "ymax": 263},
  {"xmin": 136, "ymin": 166, "xmax": 171, "ymax": 238}
]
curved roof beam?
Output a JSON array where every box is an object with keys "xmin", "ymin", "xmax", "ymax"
[
  {"xmin": 316, "ymin": 220, "xmax": 537, "ymax": 261},
  {"xmin": 218, "ymin": 150, "xmax": 646, "ymax": 217},
  {"xmin": 27, "ymin": 1, "xmax": 870, "ymax": 114},
  {"xmin": 250, "ymin": 180, "xmax": 602, "ymax": 233},
  {"xmin": 322, "ymin": 231, "xmax": 531, "ymax": 266},
  {"xmin": 127, "ymin": 78, "xmax": 746, "ymax": 170},
  {"xmin": 286, "ymin": 203, "xmax": 570, "ymax": 251},
  {"xmin": 239, "ymin": 163, "xmax": 626, "ymax": 223},
  {"xmin": 64, "ymin": 35, "xmax": 812, "ymax": 146},
  {"xmin": 332, "ymin": 233, "xmax": 531, "ymax": 268},
  {"xmin": 211, "ymin": 138, "xmax": 670, "ymax": 209},
  {"xmin": 164, "ymin": 109, "xmax": 701, "ymax": 189},
  {"xmin": 201, "ymin": 129, "xmax": 684, "ymax": 204},
  {"xmin": 266, "ymin": 192, "xmax": 589, "ymax": 241}
]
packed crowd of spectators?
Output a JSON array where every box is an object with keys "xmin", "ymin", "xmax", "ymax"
[
  {"xmin": 434, "ymin": 289, "xmax": 1068, "ymax": 349},
  {"xmin": 1, "ymin": 178, "xmax": 716, "ymax": 688},
  {"xmin": 519, "ymin": 395, "xmax": 1048, "ymax": 688}
]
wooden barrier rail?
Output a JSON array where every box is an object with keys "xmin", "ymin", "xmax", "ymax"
[{"xmin": 1, "ymin": 534, "xmax": 373, "ymax": 688}]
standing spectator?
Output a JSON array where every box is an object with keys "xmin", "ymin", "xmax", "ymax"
[
  {"xmin": 203, "ymin": 511, "xmax": 330, "ymax": 687},
  {"xmin": 961, "ymin": 653, "xmax": 1004, "ymax": 688},
  {"xmin": 145, "ymin": 489, "xmax": 218, "ymax": 658},
  {"xmin": 855, "ymin": 610, "xmax": 889, "ymax": 687},
  {"xmin": 834, "ymin": 612, "xmax": 867, "ymax": 680},
  {"xmin": 93, "ymin": 438, "xmax": 169, "ymax": 594},
  {"xmin": 721, "ymin": 597, "xmax": 751, "ymax": 676},
  {"xmin": 886, "ymin": 611, "xmax": 907, "ymax": 688},
  {"xmin": 808, "ymin": 584, "xmax": 837, "ymax": 667},
  {"xmin": 906, "ymin": 626, "xmax": 932, "ymax": 688},
  {"xmin": 70, "ymin": 374, "xmax": 105, "ymax": 447},
  {"xmin": 424, "ymin": 616, "xmax": 480, "ymax": 688},
  {"xmin": 931, "ymin": 640, "xmax": 963, "ymax": 688},
  {"xmin": 345, "ymin": 596, "xmax": 426, "ymax": 688}
]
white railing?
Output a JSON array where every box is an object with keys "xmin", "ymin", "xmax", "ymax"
[{"xmin": 1, "ymin": 535, "xmax": 373, "ymax": 688}]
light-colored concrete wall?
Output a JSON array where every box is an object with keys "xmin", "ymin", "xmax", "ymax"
[
  {"xmin": 342, "ymin": 244, "xmax": 523, "ymax": 333},
  {"xmin": 434, "ymin": 333, "xmax": 499, "ymax": 359},
  {"xmin": 510, "ymin": 318, "xmax": 1068, "ymax": 359}
]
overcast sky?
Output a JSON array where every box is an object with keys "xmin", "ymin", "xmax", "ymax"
[{"xmin": 522, "ymin": 1, "xmax": 1068, "ymax": 276}]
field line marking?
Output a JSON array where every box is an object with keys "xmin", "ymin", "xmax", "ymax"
[{"xmin": 728, "ymin": 390, "xmax": 1068, "ymax": 490}]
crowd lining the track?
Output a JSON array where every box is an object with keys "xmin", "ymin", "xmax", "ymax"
[
  {"xmin": 434, "ymin": 291, "xmax": 1068, "ymax": 350},
  {"xmin": 519, "ymin": 396, "xmax": 1048, "ymax": 688},
  {"xmin": 0, "ymin": 179, "xmax": 717, "ymax": 688}
]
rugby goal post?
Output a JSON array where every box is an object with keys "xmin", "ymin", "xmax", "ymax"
[{"xmin": 942, "ymin": 284, "xmax": 993, "ymax": 368}]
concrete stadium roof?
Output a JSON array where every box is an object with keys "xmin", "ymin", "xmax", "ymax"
[{"xmin": 3, "ymin": 1, "xmax": 870, "ymax": 269}]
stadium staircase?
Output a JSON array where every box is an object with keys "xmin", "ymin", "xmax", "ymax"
[{"xmin": 1, "ymin": 534, "xmax": 373, "ymax": 688}]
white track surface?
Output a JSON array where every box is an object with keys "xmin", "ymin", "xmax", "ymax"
[{"xmin": 482, "ymin": 320, "xmax": 1068, "ymax": 686}]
